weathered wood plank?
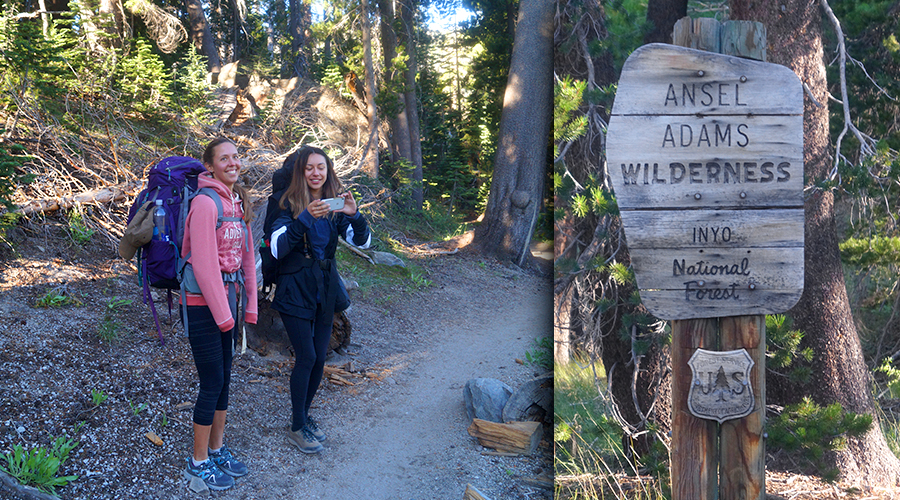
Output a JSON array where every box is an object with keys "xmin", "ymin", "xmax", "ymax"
[
  {"xmin": 720, "ymin": 316, "xmax": 766, "ymax": 500},
  {"xmin": 610, "ymin": 44, "xmax": 800, "ymax": 116},
  {"xmin": 671, "ymin": 318, "xmax": 718, "ymax": 500},
  {"xmin": 630, "ymin": 247, "xmax": 803, "ymax": 288},
  {"xmin": 672, "ymin": 17, "xmax": 722, "ymax": 53},
  {"xmin": 621, "ymin": 209, "xmax": 804, "ymax": 249},
  {"xmin": 721, "ymin": 21, "xmax": 766, "ymax": 61},
  {"xmin": 639, "ymin": 289, "xmax": 802, "ymax": 320},
  {"xmin": 608, "ymin": 115, "xmax": 803, "ymax": 151},
  {"xmin": 466, "ymin": 419, "xmax": 542, "ymax": 455}
]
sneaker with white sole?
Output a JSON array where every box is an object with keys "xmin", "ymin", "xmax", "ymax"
[
  {"xmin": 306, "ymin": 416, "xmax": 327, "ymax": 442},
  {"xmin": 184, "ymin": 458, "xmax": 234, "ymax": 491},
  {"xmin": 209, "ymin": 444, "xmax": 248, "ymax": 477},
  {"xmin": 287, "ymin": 426, "xmax": 323, "ymax": 454}
]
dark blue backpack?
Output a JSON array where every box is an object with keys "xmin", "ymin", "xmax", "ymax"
[{"xmin": 127, "ymin": 156, "xmax": 242, "ymax": 343}]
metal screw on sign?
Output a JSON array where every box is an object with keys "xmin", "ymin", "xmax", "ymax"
[
  {"xmin": 741, "ymin": 76, "xmax": 748, "ymax": 82},
  {"xmin": 694, "ymin": 193, "xmax": 702, "ymax": 200},
  {"xmin": 740, "ymin": 192, "xmax": 747, "ymax": 199},
  {"xmin": 748, "ymin": 283, "xmax": 756, "ymax": 290},
  {"xmin": 697, "ymin": 70, "xmax": 705, "ymax": 77}
]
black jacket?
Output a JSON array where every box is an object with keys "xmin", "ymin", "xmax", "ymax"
[{"xmin": 269, "ymin": 200, "xmax": 370, "ymax": 320}]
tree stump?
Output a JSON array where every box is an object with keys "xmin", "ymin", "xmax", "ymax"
[
  {"xmin": 244, "ymin": 299, "xmax": 351, "ymax": 357},
  {"xmin": 501, "ymin": 373, "xmax": 552, "ymax": 424}
]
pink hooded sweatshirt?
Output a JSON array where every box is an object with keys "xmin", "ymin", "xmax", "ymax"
[{"xmin": 181, "ymin": 173, "xmax": 258, "ymax": 331}]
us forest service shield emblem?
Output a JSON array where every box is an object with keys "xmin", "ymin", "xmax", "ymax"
[{"xmin": 687, "ymin": 348, "xmax": 755, "ymax": 423}]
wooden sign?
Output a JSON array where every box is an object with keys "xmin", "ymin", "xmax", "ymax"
[{"xmin": 607, "ymin": 43, "xmax": 804, "ymax": 320}]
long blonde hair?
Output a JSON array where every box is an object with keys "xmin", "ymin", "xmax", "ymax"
[
  {"xmin": 202, "ymin": 137, "xmax": 253, "ymax": 223},
  {"xmin": 279, "ymin": 146, "xmax": 343, "ymax": 218}
]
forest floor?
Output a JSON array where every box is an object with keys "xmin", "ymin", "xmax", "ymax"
[{"xmin": 0, "ymin": 218, "xmax": 554, "ymax": 500}]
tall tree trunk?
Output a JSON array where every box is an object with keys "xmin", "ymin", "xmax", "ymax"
[
  {"xmin": 289, "ymin": 0, "xmax": 311, "ymax": 77},
  {"xmin": 184, "ymin": 0, "xmax": 221, "ymax": 74},
  {"xmin": 400, "ymin": 0, "xmax": 423, "ymax": 210},
  {"xmin": 99, "ymin": 0, "xmax": 126, "ymax": 48},
  {"xmin": 231, "ymin": 0, "xmax": 241, "ymax": 61},
  {"xmin": 644, "ymin": 0, "xmax": 687, "ymax": 44},
  {"xmin": 473, "ymin": 0, "xmax": 553, "ymax": 266},
  {"xmin": 731, "ymin": 0, "xmax": 900, "ymax": 486},
  {"xmin": 78, "ymin": 0, "xmax": 103, "ymax": 53},
  {"xmin": 360, "ymin": 0, "xmax": 379, "ymax": 178},
  {"xmin": 377, "ymin": 0, "xmax": 406, "ymax": 165}
]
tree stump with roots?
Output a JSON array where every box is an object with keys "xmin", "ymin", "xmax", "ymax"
[{"xmin": 244, "ymin": 299, "xmax": 351, "ymax": 358}]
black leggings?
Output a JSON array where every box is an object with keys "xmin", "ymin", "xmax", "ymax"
[
  {"xmin": 283, "ymin": 304, "xmax": 332, "ymax": 432},
  {"xmin": 186, "ymin": 306, "xmax": 234, "ymax": 426}
]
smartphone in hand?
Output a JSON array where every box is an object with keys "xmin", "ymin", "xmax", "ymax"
[{"xmin": 321, "ymin": 197, "xmax": 345, "ymax": 211}]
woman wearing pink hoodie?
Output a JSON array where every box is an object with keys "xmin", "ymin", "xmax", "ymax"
[{"xmin": 180, "ymin": 137, "xmax": 258, "ymax": 491}]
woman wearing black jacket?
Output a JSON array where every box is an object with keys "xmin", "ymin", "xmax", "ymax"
[{"xmin": 269, "ymin": 146, "xmax": 371, "ymax": 454}]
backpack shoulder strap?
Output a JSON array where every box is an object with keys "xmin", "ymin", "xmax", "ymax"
[
  {"xmin": 197, "ymin": 187, "xmax": 250, "ymax": 251},
  {"xmin": 195, "ymin": 187, "xmax": 227, "ymax": 228}
]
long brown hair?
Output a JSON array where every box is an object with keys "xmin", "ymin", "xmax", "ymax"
[
  {"xmin": 202, "ymin": 137, "xmax": 252, "ymax": 223},
  {"xmin": 279, "ymin": 146, "xmax": 343, "ymax": 218}
]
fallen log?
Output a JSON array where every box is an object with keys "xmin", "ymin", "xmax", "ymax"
[
  {"xmin": 467, "ymin": 419, "xmax": 542, "ymax": 455},
  {"xmin": 340, "ymin": 238, "xmax": 374, "ymax": 264},
  {"xmin": 16, "ymin": 184, "xmax": 137, "ymax": 215}
]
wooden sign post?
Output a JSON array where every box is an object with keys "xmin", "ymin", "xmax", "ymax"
[{"xmin": 606, "ymin": 18, "xmax": 804, "ymax": 500}]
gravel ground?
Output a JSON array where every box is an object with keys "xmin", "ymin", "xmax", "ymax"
[{"xmin": 0, "ymin": 225, "xmax": 553, "ymax": 500}]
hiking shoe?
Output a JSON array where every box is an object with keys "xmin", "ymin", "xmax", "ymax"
[
  {"xmin": 287, "ymin": 426, "xmax": 324, "ymax": 454},
  {"xmin": 183, "ymin": 457, "xmax": 235, "ymax": 491},
  {"xmin": 209, "ymin": 444, "xmax": 248, "ymax": 477},
  {"xmin": 306, "ymin": 416, "xmax": 327, "ymax": 442}
]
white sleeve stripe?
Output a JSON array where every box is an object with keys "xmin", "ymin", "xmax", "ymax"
[
  {"xmin": 271, "ymin": 225, "xmax": 288, "ymax": 259},
  {"xmin": 345, "ymin": 226, "xmax": 372, "ymax": 249}
]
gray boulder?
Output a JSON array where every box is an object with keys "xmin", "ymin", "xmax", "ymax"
[
  {"xmin": 372, "ymin": 251, "xmax": 406, "ymax": 267},
  {"xmin": 464, "ymin": 378, "xmax": 513, "ymax": 423}
]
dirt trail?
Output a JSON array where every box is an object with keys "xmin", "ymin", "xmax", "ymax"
[
  {"xmin": 228, "ymin": 255, "xmax": 553, "ymax": 500},
  {"xmin": 310, "ymin": 269, "xmax": 551, "ymax": 498},
  {"xmin": 0, "ymin": 236, "xmax": 553, "ymax": 500}
]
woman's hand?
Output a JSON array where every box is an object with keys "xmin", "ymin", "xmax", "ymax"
[
  {"xmin": 306, "ymin": 199, "xmax": 330, "ymax": 218},
  {"xmin": 337, "ymin": 192, "xmax": 358, "ymax": 216}
]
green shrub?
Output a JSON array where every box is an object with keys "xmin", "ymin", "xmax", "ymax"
[
  {"xmin": 97, "ymin": 298, "xmax": 133, "ymax": 342},
  {"xmin": 524, "ymin": 336, "xmax": 553, "ymax": 371},
  {"xmin": 35, "ymin": 289, "xmax": 80, "ymax": 308},
  {"xmin": 90, "ymin": 389, "xmax": 108, "ymax": 406},
  {"xmin": 0, "ymin": 434, "xmax": 79, "ymax": 496},
  {"xmin": 0, "ymin": 143, "xmax": 34, "ymax": 210},
  {"xmin": 65, "ymin": 207, "xmax": 94, "ymax": 245},
  {"xmin": 766, "ymin": 397, "xmax": 873, "ymax": 482}
]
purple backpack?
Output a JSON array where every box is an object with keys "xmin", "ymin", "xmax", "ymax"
[{"xmin": 127, "ymin": 157, "xmax": 211, "ymax": 343}]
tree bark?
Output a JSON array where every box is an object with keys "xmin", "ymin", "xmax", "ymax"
[
  {"xmin": 644, "ymin": 0, "xmax": 687, "ymax": 44},
  {"xmin": 731, "ymin": 0, "xmax": 900, "ymax": 486},
  {"xmin": 377, "ymin": 0, "xmax": 408, "ymax": 166},
  {"xmin": 231, "ymin": 0, "xmax": 242, "ymax": 61},
  {"xmin": 100, "ymin": 0, "xmax": 126, "ymax": 48},
  {"xmin": 474, "ymin": 0, "xmax": 553, "ymax": 266},
  {"xmin": 77, "ymin": 0, "xmax": 103, "ymax": 53},
  {"xmin": 288, "ymin": 0, "xmax": 311, "ymax": 77},
  {"xmin": 360, "ymin": 0, "xmax": 379, "ymax": 178},
  {"xmin": 184, "ymin": 0, "xmax": 221, "ymax": 74},
  {"xmin": 400, "ymin": 0, "xmax": 423, "ymax": 210}
]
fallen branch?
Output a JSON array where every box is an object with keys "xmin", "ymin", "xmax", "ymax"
[
  {"xmin": 15, "ymin": 183, "xmax": 138, "ymax": 215},
  {"xmin": 339, "ymin": 238, "xmax": 374, "ymax": 264}
]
